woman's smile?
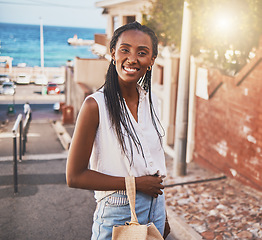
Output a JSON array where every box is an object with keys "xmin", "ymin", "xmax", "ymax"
[{"xmin": 123, "ymin": 66, "xmax": 140, "ymax": 73}]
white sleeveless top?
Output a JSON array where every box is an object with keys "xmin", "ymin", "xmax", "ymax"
[{"xmin": 87, "ymin": 86, "xmax": 167, "ymax": 201}]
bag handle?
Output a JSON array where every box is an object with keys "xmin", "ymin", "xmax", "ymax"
[{"xmin": 125, "ymin": 176, "xmax": 139, "ymax": 225}]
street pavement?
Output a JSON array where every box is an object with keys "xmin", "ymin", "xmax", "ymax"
[
  {"xmin": 1, "ymin": 113, "xmax": 261, "ymax": 240},
  {"xmin": 0, "ymin": 117, "xmax": 96, "ymax": 240}
]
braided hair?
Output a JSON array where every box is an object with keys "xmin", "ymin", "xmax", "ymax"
[{"xmin": 103, "ymin": 21, "xmax": 164, "ymax": 166}]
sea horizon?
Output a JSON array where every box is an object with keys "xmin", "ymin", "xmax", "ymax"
[
  {"xmin": 0, "ymin": 22, "xmax": 105, "ymax": 68},
  {"xmin": 0, "ymin": 21, "xmax": 105, "ymax": 31}
]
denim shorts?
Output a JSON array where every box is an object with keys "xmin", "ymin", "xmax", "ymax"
[{"xmin": 91, "ymin": 191, "xmax": 166, "ymax": 240}]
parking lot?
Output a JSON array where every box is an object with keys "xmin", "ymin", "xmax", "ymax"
[{"xmin": 0, "ymin": 83, "xmax": 65, "ymax": 104}]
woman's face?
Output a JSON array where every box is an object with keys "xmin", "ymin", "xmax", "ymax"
[{"xmin": 111, "ymin": 29, "xmax": 155, "ymax": 84}]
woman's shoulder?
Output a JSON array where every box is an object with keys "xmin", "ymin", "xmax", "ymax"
[
  {"xmin": 82, "ymin": 88, "xmax": 106, "ymax": 118},
  {"xmin": 81, "ymin": 96, "xmax": 99, "ymax": 117},
  {"xmin": 87, "ymin": 89, "xmax": 104, "ymax": 103},
  {"xmin": 75, "ymin": 94, "xmax": 99, "ymax": 131}
]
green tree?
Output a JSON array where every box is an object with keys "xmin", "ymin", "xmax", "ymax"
[
  {"xmin": 143, "ymin": 0, "xmax": 184, "ymax": 46},
  {"xmin": 143, "ymin": 0, "xmax": 262, "ymax": 75}
]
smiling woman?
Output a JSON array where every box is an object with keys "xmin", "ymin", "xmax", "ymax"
[{"xmin": 66, "ymin": 22, "xmax": 170, "ymax": 239}]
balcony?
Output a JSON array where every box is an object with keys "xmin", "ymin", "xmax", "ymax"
[
  {"xmin": 92, "ymin": 33, "xmax": 110, "ymax": 58},
  {"xmin": 94, "ymin": 33, "xmax": 107, "ymax": 46}
]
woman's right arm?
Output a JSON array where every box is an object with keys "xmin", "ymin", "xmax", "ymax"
[
  {"xmin": 66, "ymin": 97, "xmax": 164, "ymax": 197},
  {"xmin": 66, "ymin": 97, "xmax": 126, "ymax": 191}
]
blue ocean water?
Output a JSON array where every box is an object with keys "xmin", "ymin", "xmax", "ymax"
[{"xmin": 0, "ymin": 22, "xmax": 105, "ymax": 67}]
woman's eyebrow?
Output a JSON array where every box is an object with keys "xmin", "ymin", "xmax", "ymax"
[
  {"xmin": 120, "ymin": 43, "xmax": 150, "ymax": 50},
  {"xmin": 138, "ymin": 46, "xmax": 150, "ymax": 50}
]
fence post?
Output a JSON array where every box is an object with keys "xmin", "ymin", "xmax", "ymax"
[
  {"xmin": 13, "ymin": 134, "xmax": 18, "ymax": 193},
  {"xmin": 12, "ymin": 114, "xmax": 23, "ymax": 194},
  {"xmin": 23, "ymin": 132, "xmax": 26, "ymax": 155},
  {"xmin": 19, "ymin": 120, "xmax": 22, "ymax": 161}
]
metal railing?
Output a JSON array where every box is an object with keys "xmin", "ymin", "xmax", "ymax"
[
  {"xmin": 22, "ymin": 110, "xmax": 31, "ymax": 155},
  {"xmin": 12, "ymin": 111, "xmax": 31, "ymax": 193}
]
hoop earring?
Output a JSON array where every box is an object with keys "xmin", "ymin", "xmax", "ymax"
[
  {"xmin": 147, "ymin": 66, "xmax": 152, "ymax": 71},
  {"xmin": 112, "ymin": 60, "xmax": 116, "ymax": 65}
]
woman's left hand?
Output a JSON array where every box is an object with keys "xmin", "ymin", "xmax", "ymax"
[{"xmin": 135, "ymin": 175, "xmax": 164, "ymax": 197}]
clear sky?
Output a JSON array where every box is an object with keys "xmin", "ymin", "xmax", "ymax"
[{"xmin": 0, "ymin": 0, "xmax": 107, "ymax": 29}]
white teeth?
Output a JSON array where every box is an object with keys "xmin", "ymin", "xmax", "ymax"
[{"xmin": 124, "ymin": 67, "xmax": 137, "ymax": 72}]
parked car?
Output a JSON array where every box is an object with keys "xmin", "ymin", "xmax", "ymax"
[
  {"xmin": 0, "ymin": 81, "xmax": 16, "ymax": 95},
  {"xmin": 16, "ymin": 74, "xmax": 31, "ymax": 84},
  {"xmin": 34, "ymin": 74, "xmax": 48, "ymax": 85},
  {"xmin": 47, "ymin": 82, "xmax": 60, "ymax": 94},
  {"xmin": 0, "ymin": 74, "xmax": 10, "ymax": 85},
  {"xmin": 51, "ymin": 75, "xmax": 65, "ymax": 85}
]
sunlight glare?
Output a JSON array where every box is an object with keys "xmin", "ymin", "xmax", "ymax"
[{"xmin": 214, "ymin": 12, "xmax": 234, "ymax": 33}]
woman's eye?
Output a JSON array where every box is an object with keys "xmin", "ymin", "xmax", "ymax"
[
  {"xmin": 121, "ymin": 48, "xmax": 129, "ymax": 53},
  {"xmin": 138, "ymin": 51, "xmax": 147, "ymax": 56}
]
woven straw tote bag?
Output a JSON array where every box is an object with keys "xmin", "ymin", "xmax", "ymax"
[{"xmin": 112, "ymin": 176, "xmax": 164, "ymax": 240}]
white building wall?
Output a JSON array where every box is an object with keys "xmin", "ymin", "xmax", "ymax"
[{"xmin": 153, "ymin": 48, "xmax": 180, "ymax": 157}]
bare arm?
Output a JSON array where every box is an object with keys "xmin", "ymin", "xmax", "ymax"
[{"xmin": 66, "ymin": 97, "xmax": 163, "ymax": 197}]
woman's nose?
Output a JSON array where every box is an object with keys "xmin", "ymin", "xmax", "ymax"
[{"xmin": 127, "ymin": 53, "xmax": 137, "ymax": 63}]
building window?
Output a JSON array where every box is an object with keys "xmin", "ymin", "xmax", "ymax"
[
  {"xmin": 113, "ymin": 16, "xmax": 119, "ymax": 31},
  {"xmin": 125, "ymin": 16, "xmax": 136, "ymax": 24},
  {"xmin": 157, "ymin": 65, "xmax": 164, "ymax": 85}
]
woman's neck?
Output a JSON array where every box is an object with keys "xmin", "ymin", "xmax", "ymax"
[{"xmin": 119, "ymin": 82, "xmax": 138, "ymax": 101}]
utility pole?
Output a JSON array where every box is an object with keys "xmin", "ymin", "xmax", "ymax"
[
  {"xmin": 40, "ymin": 17, "xmax": 44, "ymax": 73},
  {"xmin": 173, "ymin": 1, "xmax": 192, "ymax": 176},
  {"xmin": 40, "ymin": 17, "xmax": 45, "ymax": 95}
]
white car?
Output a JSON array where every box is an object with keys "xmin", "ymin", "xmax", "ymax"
[
  {"xmin": 16, "ymin": 74, "xmax": 31, "ymax": 84},
  {"xmin": 0, "ymin": 74, "xmax": 10, "ymax": 84},
  {"xmin": 0, "ymin": 81, "xmax": 16, "ymax": 95},
  {"xmin": 34, "ymin": 74, "xmax": 48, "ymax": 85}
]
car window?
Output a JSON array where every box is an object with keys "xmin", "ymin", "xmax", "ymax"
[{"xmin": 3, "ymin": 84, "xmax": 12, "ymax": 87}]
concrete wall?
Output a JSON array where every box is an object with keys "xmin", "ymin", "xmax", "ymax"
[
  {"xmin": 65, "ymin": 57, "xmax": 109, "ymax": 120},
  {"xmin": 193, "ymin": 47, "xmax": 262, "ymax": 191},
  {"xmin": 71, "ymin": 82, "xmax": 92, "ymax": 120},
  {"xmin": 65, "ymin": 66, "xmax": 93, "ymax": 121},
  {"xmin": 74, "ymin": 57, "xmax": 109, "ymax": 91}
]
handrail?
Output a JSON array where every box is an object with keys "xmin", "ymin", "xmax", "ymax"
[
  {"xmin": 23, "ymin": 109, "xmax": 31, "ymax": 129},
  {"xmin": 12, "ymin": 111, "xmax": 31, "ymax": 194},
  {"xmin": 12, "ymin": 114, "xmax": 22, "ymax": 134},
  {"xmin": 22, "ymin": 110, "xmax": 31, "ymax": 155}
]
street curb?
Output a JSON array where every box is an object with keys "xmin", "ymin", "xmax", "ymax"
[
  {"xmin": 52, "ymin": 120, "xmax": 72, "ymax": 150},
  {"xmin": 0, "ymin": 152, "xmax": 68, "ymax": 162},
  {"xmin": 166, "ymin": 206, "xmax": 203, "ymax": 240}
]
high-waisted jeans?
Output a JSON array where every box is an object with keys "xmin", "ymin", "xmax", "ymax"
[{"xmin": 91, "ymin": 191, "xmax": 165, "ymax": 240}]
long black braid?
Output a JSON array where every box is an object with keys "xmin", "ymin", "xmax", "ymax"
[{"xmin": 103, "ymin": 22, "xmax": 164, "ymax": 166}]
